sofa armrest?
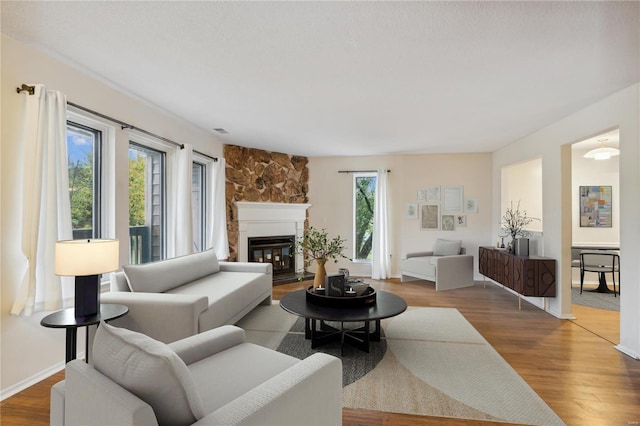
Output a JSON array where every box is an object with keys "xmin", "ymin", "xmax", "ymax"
[
  {"xmin": 219, "ymin": 261, "xmax": 272, "ymax": 275},
  {"xmin": 433, "ymin": 254, "xmax": 474, "ymax": 290},
  {"xmin": 195, "ymin": 352, "xmax": 342, "ymax": 426},
  {"xmin": 169, "ymin": 325, "xmax": 246, "ymax": 365},
  {"xmin": 405, "ymin": 251, "xmax": 434, "ymax": 259},
  {"xmin": 433, "ymin": 254, "xmax": 474, "ymax": 267},
  {"xmin": 50, "ymin": 381, "xmax": 65, "ymax": 426},
  {"xmin": 101, "ymin": 291, "xmax": 208, "ymax": 343},
  {"xmin": 63, "ymin": 360, "xmax": 158, "ymax": 426}
]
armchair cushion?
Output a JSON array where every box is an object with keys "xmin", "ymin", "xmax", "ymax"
[
  {"xmin": 433, "ymin": 238, "xmax": 462, "ymax": 256},
  {"xmin": 124, "ymin": 249, "xmax": 220, "ymax": 293},
  {"xmin": 93, "ymin": 321, "xmax": 206, "ymax": 426}
]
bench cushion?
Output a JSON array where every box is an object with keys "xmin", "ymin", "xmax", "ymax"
[
  {"xmin": 401, "ymin": 256, "xmax": 436, "ymax": 279},
  {"xmin": 433, "ymin": 239, "xmax": 462, "ymax": 256}
]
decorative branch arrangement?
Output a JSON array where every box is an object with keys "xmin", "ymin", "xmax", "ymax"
[
  {"xmin": 500, "ymin": 201, "xmax": 539, "ymax": 243},
  {"xmin": 293, "ymin": 226, "xmax": 348, "ymax": 268}
]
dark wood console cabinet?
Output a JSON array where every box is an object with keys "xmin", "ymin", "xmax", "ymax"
[{"xmin": 479, "ymin": 247, "xmax": 556, "ymax": 297}]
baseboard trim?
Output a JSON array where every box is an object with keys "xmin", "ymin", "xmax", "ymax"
[
  {"xmin": 1, "ymin": 360, "xmax": 66, "ymax": 401},
  {"xmin": 615, "ymin": 344, "xmax": 640, "ymax": 360}
]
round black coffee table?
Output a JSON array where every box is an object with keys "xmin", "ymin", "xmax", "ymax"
[{"xmin": 279, "ymin": 289, "xmax": 407, "ymax": 355}]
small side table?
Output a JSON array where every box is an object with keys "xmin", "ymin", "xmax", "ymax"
[{"xmin": 41, "ymin": 303, "xmax": 128, "ymax": 364}]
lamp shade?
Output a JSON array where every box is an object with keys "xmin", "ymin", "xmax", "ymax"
[
  {"xmin": 55, "ymin": 239, "xmax": 119, "ymax": 276},
  {"xmin": 583, "ymin": 146, "xmax": 620, "ymax": 160}
]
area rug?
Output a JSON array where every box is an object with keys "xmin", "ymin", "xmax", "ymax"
[
  {"xmin": 236, "ymin": 303, "xmax": 565, "ymax": 426},
  {"xmin": 571, "ymin": 286, "xmax": 620, "ymax": 311}
]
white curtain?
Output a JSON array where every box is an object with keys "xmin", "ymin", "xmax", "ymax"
[
  {"xmin": 11, "ymin": 85, "xmax": 73, "ymax": 316},
  {"xmin": 372, "ymin": 169, "xmax": 390, "ymax": 279},
  {"xmin": 206, "ymin": 158, "xmax": 229, "ymax": 259},
  {"xmin": 168, "ymin": 143, "xmax": 193, "ymax": 258}
]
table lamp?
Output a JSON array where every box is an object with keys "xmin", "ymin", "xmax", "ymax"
[{"xmin": 55, "ymin": 239, "xmax": 119, "ymax": 318}]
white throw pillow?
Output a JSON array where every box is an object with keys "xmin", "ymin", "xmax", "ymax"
[
  {"xmin": 124, "ymin": 248, "xmax": 220, "ymax": 293},
  {"xmin": 433, "ymin": 238, "xmax": 462, "ymax": 256},
  {"xmin": 93, "ymin": 321, "xmax": 206, "ymax": 426}
]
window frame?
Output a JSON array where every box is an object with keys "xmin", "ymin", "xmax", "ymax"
[
  {"xmin": 66, "ymin": 120, "xmax": 102, "ymax": 238},
  {"xmin": 191, "ymin": 159, "xmax": 207, "ymax": 252},
  {"xmin": 128, "ymin": 135, "xmax": 170, "ymax": 263},
  {"xmin": 66, "ymin": 109, "xmax": 116, "ymax": 239},
  {"xmin": 352, "ymin": 172, "xmax": 377, "ymax": 263}
]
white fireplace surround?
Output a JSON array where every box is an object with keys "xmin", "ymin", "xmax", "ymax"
[{"xmin": 236, "ymin": 202, "xmax": 311, "ymax": 273}]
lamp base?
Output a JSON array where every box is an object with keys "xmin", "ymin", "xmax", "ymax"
[{"xmin": 75, "ymin": 275, "xmax": 100, "ymax": 318}]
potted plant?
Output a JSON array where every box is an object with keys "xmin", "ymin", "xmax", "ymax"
[
  {"xmin": 293, "ymin": 226, "xmax": 348, "ymax": 289},
  {"xmin": 500, "ymin": 201, "xmax": 539, "ymax": 254}
]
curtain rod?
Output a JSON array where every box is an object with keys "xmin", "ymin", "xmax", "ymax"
[
  {"xmin": 17, "ymin": 84, "xmax": 217, "ymax": 162},
  {"xmin": 338, "ymin": 169, "xmax": 391, "ymax": 173}
]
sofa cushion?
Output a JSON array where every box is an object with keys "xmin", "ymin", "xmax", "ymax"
[
  {"xmin": 188, "ymin": 342, "xmax": 299, "ymax": 413},
  {"xmin": 167, "ymin": 271, "xmax": 271, "ymax": 330},
  {"xmin": 401, "ymin": 256, "xmax": 436, "ymax": 279},
  {"xmin": 433, "ymin": 239, "xmax": 462, "ymax": 256},
  {"xmin": 93, "ymin": 321, "xmax": 206, "ymax": 426},
  {"xmin": 124, "ymin": 249, "xmax": 220, "ymax": 293}
]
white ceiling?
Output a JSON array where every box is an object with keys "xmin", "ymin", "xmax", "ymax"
[{"xmin": 2, "ymin": 1, "xmax": 638, "ymax": 157}]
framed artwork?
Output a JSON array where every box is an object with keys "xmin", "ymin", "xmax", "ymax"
[
  {"xmin": 406, "ymin": 203, "xmax": 418, "ymax": 219},
  {"xmin": 464, "ymin": 198, "xmax": 478, "ymax": 213},
  {"xmin": 579, "ymin": 186, "xmax": 612, "ymax": 227},
  {"xmin": 441, "ymin": 214, "xmax": 455, "ymax": 231},
  {"xmin": 417, "ymin": 190, "xmax": 426, "ymax": 201},
  {"xmin": 420, "ymin": 204, "xmax": 440, "ymax": 230},
  {"xmin": 443, "ymin": 185, "xmax": 463, "ymax": 213},
  {"xmin": 426, "ymin": 185, "xmax": 441, "ymax": 202},
  {"xmin": 456, "ymin": 214, "xmax": 467, "ymax": 227}
]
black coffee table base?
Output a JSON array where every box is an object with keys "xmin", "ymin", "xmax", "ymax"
[
  {"xmin": 280, "ymin": 289, "xmax": 407, "ymax": 357},
  {"xmin": 306, "ymin": 318, "xmax": 381, "ymax": 355}
]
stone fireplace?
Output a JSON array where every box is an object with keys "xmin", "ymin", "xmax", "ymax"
[{"xmin": 236, "ymin": 202, "xmax": 311, "ymax": 278}]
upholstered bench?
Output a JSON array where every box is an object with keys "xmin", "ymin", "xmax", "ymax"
[{"xmin": 401, "ymin": 238, "xmax": 474, "ymax": 291}]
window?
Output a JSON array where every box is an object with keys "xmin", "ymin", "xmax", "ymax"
[
  {"xmin": 67, "ymin": 122, "xmax": 101, "ymax": 239},
  {"xmin": 129, "ymin": 142, "xmax": 166, "ymax": 264},
  {"xmin": 192, "ymin": 161, "xmax": 206, "ymax": 252},
  {"xmin": 353, "ymin": 173, "xmax": 376, "ymax": 262}
]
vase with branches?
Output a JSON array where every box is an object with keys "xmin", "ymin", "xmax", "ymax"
[
  {"xmin": 500, "ymin": 201, "xmax": 539, "ymax": 252},
  {"xmin": 293, "ymin": 226, "xmax": 348, "ymax": 289}
]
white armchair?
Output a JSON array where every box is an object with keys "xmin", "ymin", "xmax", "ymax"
[
  {"xmin": 401, "ymin": 238, "xmax": 474, "ymax": 291},
  {"xmin": 51, "ymin": 323, "xmax": 342, "ymax": 426}
]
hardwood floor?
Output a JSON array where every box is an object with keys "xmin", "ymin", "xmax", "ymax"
[{"xmin": 3, "ymin": 279, "xmax": 639, "ymax": 425}]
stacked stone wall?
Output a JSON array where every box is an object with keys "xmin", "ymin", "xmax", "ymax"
[{"xmin": 224, "ymin": 144, "xmax": 309, "ymax": 261}]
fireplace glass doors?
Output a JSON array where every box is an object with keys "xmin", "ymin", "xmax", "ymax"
[{"xmin": 248, "ymin": 235, "xmax": 295, "ymax": 277}]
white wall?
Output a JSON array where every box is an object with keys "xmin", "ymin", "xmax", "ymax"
[
  {"xmin": 571, "ymin": 147, "xmax": 620, "ymax": 245},
  {"xmin": 1, "ymin": 34, "xmax": 223, "ymax": 398},
  {"xmin": 307, "ymin": 153, "xmax": 492, "ymax": 279},
  {"xmin": 492, "ymin": 84, "xmax": 639, "ymax": 359},
  {"xmin": 501, "ymin": 157, "xmax": 543, "ymax": 234}
]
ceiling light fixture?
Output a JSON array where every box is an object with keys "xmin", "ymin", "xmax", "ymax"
[{"xmin": 584, "ymin": 139, "xmax": 619, "ymax": 160}]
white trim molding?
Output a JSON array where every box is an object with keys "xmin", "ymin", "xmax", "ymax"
[{"xmin": 236, "ymin": 202, "xmax": 311, "ymax": 273}]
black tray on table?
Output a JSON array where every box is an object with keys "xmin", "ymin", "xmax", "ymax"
[{"xmin": 305, "ymin": 285, "xmax": 376, "ymax": 308}]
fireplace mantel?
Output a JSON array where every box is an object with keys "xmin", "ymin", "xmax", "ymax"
[{"xmin": 236, "ymin": 202, "xmax": 311, "ymax": 273}]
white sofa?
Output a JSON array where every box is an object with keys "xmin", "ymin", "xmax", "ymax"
[
  {"xmin": 50, "ymin": 322, "xmax": 343, "ymax": 426},
  {"xmin": 401, "ymin": 238, "xmax": 474, "ymax": 291},
  {"xmin": 102, "ymin": 249, "xmax": 272, "ymax": 343}
]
